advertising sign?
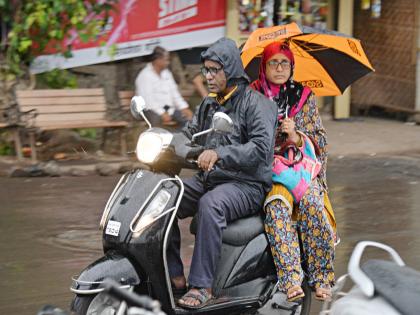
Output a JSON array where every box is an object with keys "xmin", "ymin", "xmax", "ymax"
[{"xmin": 31, "ymin": 0, "xmax": 226, "ymax": 73}]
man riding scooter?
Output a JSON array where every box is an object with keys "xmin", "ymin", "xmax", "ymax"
[{"xmin": 167, "ymin": 37, "xmax": 277, "ymax": 309}]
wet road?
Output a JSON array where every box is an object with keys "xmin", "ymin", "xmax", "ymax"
[{"xmin": 1, "ymin": 154, "xmax": 420, "ymax": 315}]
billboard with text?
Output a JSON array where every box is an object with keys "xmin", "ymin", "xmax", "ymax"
[{"xmin": 31, "ymin": 0, "xmax": 226, "ymax": 73}]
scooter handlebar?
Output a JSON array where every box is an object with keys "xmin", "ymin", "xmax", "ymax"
[{"xmin": 101, "ymin": 279, "xmax": 161, "ymax": 311}]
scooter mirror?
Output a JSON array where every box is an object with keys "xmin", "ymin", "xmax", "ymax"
[
  {"xmin": 130, "ymin": 96, "xmax": 152, "ymax": 129},
  {"xmin": 130, "ymin": 96, "xmax": 146, "ymax": 117},
  {"xmin": 191, "ymin": 112, "xmax": 234, "ymax": 145},
  {"xmin": 211, "ymin": 112, "xmax": 234, "ymax": 134}
]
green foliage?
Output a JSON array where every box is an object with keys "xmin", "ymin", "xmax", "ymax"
[
  {"xmin": 77, "ymin": 128, "xmax": 97, "ymax": 140},
  {"xmin": 36, "ymin": 68, "xmax": 77, "ymax": 89},
  {"xmin": 0, "ymin": 0, "xmax": 117, "ymax": 79},
  {"xmin": 0, "ymin": 137, "xmax": 13, "ymax": 156}
]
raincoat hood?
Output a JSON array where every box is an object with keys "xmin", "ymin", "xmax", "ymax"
[{"xmin": 201, "ymin": 37, "xmax": 250, "ymax": 87}]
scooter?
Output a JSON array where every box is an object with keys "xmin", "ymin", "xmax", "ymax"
[
  {"xmin": 39, "ymin": 278, "xmax": 165, "ymax": 315},
  {"xmin": 320, "ymin": 241, "xmax": 420, "ymax": 315},
  {"xmin": 70, "ymin": 96, "xmax": 310, "ymax": 315}
]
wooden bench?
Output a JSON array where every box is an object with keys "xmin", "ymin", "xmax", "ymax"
[
  {"xmin": 16, "ymin": 88, "xmax": 128, "ymax": 161},
  {"xmin": 118, "ymin": 90, "xmax": 134, "ymax": 113}
]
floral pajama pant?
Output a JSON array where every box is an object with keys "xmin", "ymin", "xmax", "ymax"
[{"xmin": 264, "ymin": 181, "xmax": 335, "ymax": 292}]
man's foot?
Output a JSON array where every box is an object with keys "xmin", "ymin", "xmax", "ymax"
[
  {"xmin": 171, "ymin": 276, "xmax": 187, "ymax": 290},
  {"xmin": 171, "ymin": 276, "xmax": 187, "ymax": 298},
  {"xmin": 178, "ymin": 288, "xmax": 213, "ymax": 309},
  {"xmin": 287, "ymin": 285, "xmax": 305, "ymax": 302},
  {"xmin": 315, "ymin": 287, "xmax": 332, "ymax": 301}
]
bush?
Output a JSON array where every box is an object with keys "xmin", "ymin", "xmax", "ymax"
[
  {"xmin": 77, "ymin": 128, "xmax": 97, "ymax": 140},
  {"xmin": 36, "ymin": 69, "xmax": 77, "ymax": 89},
  {"xmin": 0, "ymin": 137, "xmax": 13, "ymax": 156}
]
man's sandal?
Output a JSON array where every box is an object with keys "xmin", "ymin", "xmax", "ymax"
[
  {"xmin": 178, "ymin": 288, "xmax": 213, "ymax": 310},
  {"xmin": 287, "ymin": 285, "xmax": 305, "ymax": 302},
  {"xmin": 315, "ymin": 287, "xmax": 332, "ymax": 301}
]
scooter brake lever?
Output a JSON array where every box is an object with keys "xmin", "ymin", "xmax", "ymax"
[{"xmin": 186, "ymin": 159, "xmax": 198, "ymax": 165}]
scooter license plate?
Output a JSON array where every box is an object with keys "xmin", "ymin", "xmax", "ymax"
[{"xmin": 105, "ymin": 220, "xmax": 121, "ymax": 236}]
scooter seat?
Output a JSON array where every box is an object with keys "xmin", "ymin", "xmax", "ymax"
[
  {"xmin": 361, "ymin": 259, "xmax": 420, "ymax": 315},
  {"xmin": 189, "ymin": 213, "xmax": 265, "ymax": 246}
]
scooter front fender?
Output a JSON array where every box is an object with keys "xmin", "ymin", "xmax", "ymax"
[{"xmin": 71, "ymin": 251, "xmax": 140, "ymax": 295}]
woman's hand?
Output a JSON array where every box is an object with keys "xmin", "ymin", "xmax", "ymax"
[{"xmin": 281, "ymin": 118, "xmax": 300, "ymax": 143}]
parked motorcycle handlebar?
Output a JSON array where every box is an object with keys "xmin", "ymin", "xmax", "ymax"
[{"xmin": 101, "ymin": 279, "xmax": 162, "ymax": 311}]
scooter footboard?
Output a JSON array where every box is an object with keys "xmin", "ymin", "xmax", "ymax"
[{"xmin": 71, "ymin": 252, "xmax": 141, "ymax": 295}]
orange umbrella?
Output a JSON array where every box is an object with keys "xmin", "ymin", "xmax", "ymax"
[{"xmin": 241, "ymin": 22, "xmax": 374, "ymax": 96}]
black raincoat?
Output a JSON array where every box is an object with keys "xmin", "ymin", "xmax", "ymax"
[{"xmin": 183, "ymin": 38, "xmax": 277, "ymax": 198}]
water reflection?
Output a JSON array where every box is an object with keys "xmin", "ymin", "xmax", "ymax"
[
  {"xmin": 44, "ymin": 228, "xmax": 102, "ymax": 254},
  {"xmin": 0, "ymin": 156, "xmax": 419, "ymax": 315}
]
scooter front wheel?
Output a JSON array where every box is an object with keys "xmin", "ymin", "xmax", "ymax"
[
  {"xmin": 71, "ymin": 293, "xmax": 120, "ymax": 315},
  {"xmin": 70, "ymin": 294, "xmax": 94, "ymax": 315}
]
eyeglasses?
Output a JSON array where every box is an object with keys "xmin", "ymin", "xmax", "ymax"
[
  {"xmin": 267, "ymin": 60, "xmax": 291, "ymax": 70},
  {"xmin": 201, "ymin": 66, "xmax": 223, "ymax": 77}
]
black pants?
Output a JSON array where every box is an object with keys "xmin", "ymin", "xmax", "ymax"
[
  {"xmin": 167, "ymin": 175, "xmax": 264, "ymax": 288},
  {"xmin": 144, "ymin": 109, "xmax": 188, "ymax": 129}
]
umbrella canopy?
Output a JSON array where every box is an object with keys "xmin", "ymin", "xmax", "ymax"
[{"xmin": 241, "ymin": 22, "xmax": 374, "ymax": 96}]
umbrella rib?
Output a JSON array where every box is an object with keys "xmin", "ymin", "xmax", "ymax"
[
  {"xmin": 300, "ymin": 33, "xmax": 322, "ymax": 42},
  {"xmin": 290, "ymin": 41, "xmax": 307, "ymax": 58},
  {"xmin": 293, "ymin": 39, "xmax": 329, "ymax": 52},
  {"xmin": 291, "ymin": 41, "xmax": 324, "ymax": 59}
]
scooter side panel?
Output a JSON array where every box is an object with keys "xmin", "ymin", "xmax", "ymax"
[
  {"xmin": 224, "ymin": 233, "xmax": 276, "ymax": 288},
  {"xmin": 213, "ymin": 233, "xmax": 276, "ymax": 298}
]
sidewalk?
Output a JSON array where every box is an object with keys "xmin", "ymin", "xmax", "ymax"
[
  {"xmin": 323, "ymin": 116, "xmax": 420, "ymax": 158},
  {"xmin": 0, "ymin": 116, "xmax": 419, "ymax": 177}
]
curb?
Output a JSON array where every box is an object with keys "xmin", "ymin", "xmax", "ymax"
[{"xmin": 0, "ymin": 158, "xmax": 145, "ymax": 178}]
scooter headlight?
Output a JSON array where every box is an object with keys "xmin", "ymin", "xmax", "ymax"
[
  {"xmin": 136, "ymin": 132, "xmax": 163, "ymax": 163},
  {"xmin": 132, "ymin": 189, "xmax": 171, "ymax": 237}
]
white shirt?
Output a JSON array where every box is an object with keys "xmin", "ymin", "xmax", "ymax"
[{"xmin": 135, "ymin": 63, "xmax": 189, "ymax": 116}]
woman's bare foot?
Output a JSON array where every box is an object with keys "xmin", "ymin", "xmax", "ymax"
[
  {"xmin": 315, "ymin": 287, "xmax": 332, "ymax": 301},
  {"xmin": 287, "ymin": 285, "xmax": 305, "ymax": 302}
]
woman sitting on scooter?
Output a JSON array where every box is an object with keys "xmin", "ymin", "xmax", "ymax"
[{"xmin": 250, "ymin": 42, "xmax": 337, "ymax": 302}]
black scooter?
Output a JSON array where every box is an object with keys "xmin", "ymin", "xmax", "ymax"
[{"xmin": 70, "ymin": 96, "xmax": 310, "ymax": 315}]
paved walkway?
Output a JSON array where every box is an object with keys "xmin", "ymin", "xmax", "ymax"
[
  {"xmin": 323, "ymin": 116, "xmax": 420, "ymax": 158},
  {"xmin": 0, "ymin": 116, "xmax": 419, "ymax": 176}
]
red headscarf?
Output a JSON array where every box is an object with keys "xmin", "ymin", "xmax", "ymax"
[{"xmin": 251, "ymin": 42, "xmax": 294, "ymax": 100}]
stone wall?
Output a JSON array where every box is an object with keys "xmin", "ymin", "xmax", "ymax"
[
  {"xmin": 66, "ymin": 58, "xmax": 144, "ymax": 110},
  {"xmin": 55, "ymin": 53, "xmax": 202, "ymax": 114},
  {"xmin": 352, "ymin": 0, "xmax": 418, "ymax": 113}
]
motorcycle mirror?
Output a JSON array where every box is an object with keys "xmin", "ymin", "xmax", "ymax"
[
  {"xmin": 130, "ymin": 96, "xmax": 152, "ymax": 129},
  {"xmin": 211, "ymin": 112, "xmax": 234, "ymax": 134}
]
